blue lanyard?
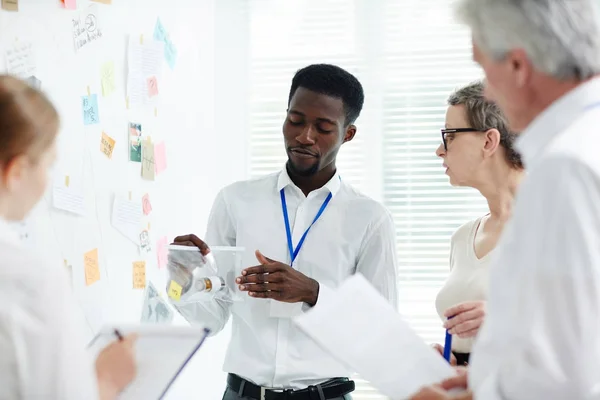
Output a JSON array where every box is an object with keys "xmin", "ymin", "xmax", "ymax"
[{"xmin": 280, "ymin": 189, "xmax": 332, "ymax": 267}]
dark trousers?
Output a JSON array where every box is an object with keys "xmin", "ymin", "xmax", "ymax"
[{"xmin": 222, "ymin": 387, "xmax": 353, "ymax": 400}]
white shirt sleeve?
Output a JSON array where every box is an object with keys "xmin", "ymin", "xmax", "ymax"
[
  {"xmin": 172, "ymin": 188, "xmax": 234, "ymax": 334},
  {"xmin": 471, "ymin": 156, "xmax": 600, "ymax": 400},
  {"xmin": 0, "ymin": 260, "xmax": 98, "ymax": 399},
  {"xmin": 316, "ymin": 208, "xmax": 399, "ymax": 310}
]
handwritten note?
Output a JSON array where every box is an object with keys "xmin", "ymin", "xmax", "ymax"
[
  {"xmin": 100, "ymin": 132, "xmax": 115, "ymax": 158},
  {"xmin": 156, "ymin": 236, "xmax": 168, "ymax": 269},
  {"xmin": 63, "ymin": 0, "xmax": 76, "ymax": 9},
  {"xmin": 127, "ymin": 38, "xmax": 163, "ymax": 108},
  {"xmin": 154, "ymin": 18, "xmax": 177, "ymax": 69},
  {"xmin": 101, "ymin": 61, "xmax": 115, "ymax": 96},
  {"xmin": 141, "ymin": 140, "xmax": 155, "ymax": 181},
  {"xmin": 147, "ymin": 76, "xmax": 159, "ymax": 97},
  {"xmin": 111, "ymin": 196, "xmax": 142, "ymax": 244},
  {"xmin": 53, "ymin": 179, "xmax": 85, "ymax": 216},
  {"xmin": 140, "ymin": 230, "xmax": 151, "ymax": 254},
  {"xmin": 82, "ymin": 94, "xmax": 99, "ymax": 125},
  {"xmin": 142, "ymin": 193, "xmax": 152, "ymax": 215},
  {"xmin": 72, "ymin": 4, "xmax": 102, "ymax": 52},
  {"xmin": 133, "ymin": 261, "xmax": 146, "ymax": 289},
  {"xmin": 168, "ymin": 280, "xmax": 182, "ymax": 301},
  {"xmin": 154, "ymin": 141, "xmax": 167, "ymax": 174},
  {"xmin": 84, "ymin": 249, "xmax": 100, "ymax": 286},
  {"xmin": 5, "ymin": 41, "xmax": 35, "ymax": 79}
]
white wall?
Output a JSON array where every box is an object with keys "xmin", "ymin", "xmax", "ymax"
[{"xmin": 0, "ymin": 1, "xmax": 248, "ymax": 398}]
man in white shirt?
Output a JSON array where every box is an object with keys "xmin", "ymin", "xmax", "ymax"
[
  {"xmin": 173, "ymin": 64, "xmax": 398, "ymax": 400},
  {"xmin": 411, "ymin": 1, "xmax": 600, "ymax": 399}
]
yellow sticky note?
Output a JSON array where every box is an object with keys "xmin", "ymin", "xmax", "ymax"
[
  {"xmin": 100, "ymin": 132, "xmax": 116, "ymax": 159},
  {"xmin": 1, "ymin": 0, "xmax": 18, "ymax": 11},
  {"xmin": 168, "ymin": 280, "xmax": 182, "ymax": 301},
  {"xmin": 84, "ymin": 249, "xmax": 100, "ymax": 286},
  {"xmin": 100, "ymin": 61, "xmax": 115, "ymax": 97},
  {"xmin": 133, "ymin": 261, "xmax": 146, "ymax": 289}
]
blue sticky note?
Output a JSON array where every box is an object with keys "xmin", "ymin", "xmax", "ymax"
[
  {"xmin": 82, "ymin": 94, "xmax": 99, "ymax": 125},
  {"xmin": 153, "ymin": 18, "xmax": 177, "ymax": 69}
]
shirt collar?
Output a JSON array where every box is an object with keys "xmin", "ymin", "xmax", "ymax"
[
  {"xmin": 0, "ymin": 217, "xmax": 22, "ymax": 246},
  {"xmin": 277, "ymin": 167, "xmax": 342, "ymax": 198},
  {"xmin": 516, "ymin": 77, "xmax": 600, "ymax": 167}
]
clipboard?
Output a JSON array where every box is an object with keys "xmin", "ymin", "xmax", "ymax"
[{"xmin": 88, "ymin": 325, "xmax": 210, "ymax": 399}]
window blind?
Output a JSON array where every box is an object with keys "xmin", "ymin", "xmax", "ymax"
[{"xmin": 247, "ymin": 1, "xmax": 487, "ymax": 398}]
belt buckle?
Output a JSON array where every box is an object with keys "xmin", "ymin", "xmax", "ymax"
[{"xmin": 260, "ymin": 387, "xmax": 266, "ymax": 400}]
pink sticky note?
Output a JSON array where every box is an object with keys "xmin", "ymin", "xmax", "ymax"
[
  {"xmin": 142, "ymin": 193, "xmax": 152, "ymax": 216},
  {"xmin": 147, "ymin": 76, "xmax": 159, "ymax": 97},
  {"xmin": 64, "ymin": 0, "xmax": 77, "ymax": 9},
  {"xmin": 154, "ymin": 142, "xmax": 167, "ymax": 174},
  {"xmin": 156, "ymin": 236, "xmax": 168, "ymax": 269}
]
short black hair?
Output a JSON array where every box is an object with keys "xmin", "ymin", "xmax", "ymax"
[{"xmin": 288, "ymin": 64, "xmax": 365, "ymax": 125}]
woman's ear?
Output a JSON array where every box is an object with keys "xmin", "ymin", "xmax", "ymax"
[
  {"xmin": 483, "ymin": 128, "xmax": 501, "ymax": 157},
  {"xmin": 3, "ymin": 155, "xmax": 27, "ymax": 192}
]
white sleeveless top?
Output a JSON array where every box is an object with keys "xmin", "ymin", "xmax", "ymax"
[{"xmin": 435, "ymin": 216, "xmax": 491, "ymax": 353}]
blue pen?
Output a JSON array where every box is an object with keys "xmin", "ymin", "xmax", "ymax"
[{"xmin": 443, "ymin": 316, "xmax": 454, "ymax": 362}]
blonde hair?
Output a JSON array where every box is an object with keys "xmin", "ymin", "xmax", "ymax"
[{"xmin": 0, "ymin": 75, "xmax": 59, "ymax": 167}]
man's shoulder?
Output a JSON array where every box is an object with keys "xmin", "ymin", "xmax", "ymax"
[
  {"xmin": 338, "ymin": 183, "xmax": 391, "ymax": 222},
  {"xmin": 220, "ymin": 172, "xmax": 279, "ymax": 198}
]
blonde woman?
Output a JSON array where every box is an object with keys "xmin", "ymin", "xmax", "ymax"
[{"xmin": 0, "ymin": 76, "xmax": 137, "ymax": 399}]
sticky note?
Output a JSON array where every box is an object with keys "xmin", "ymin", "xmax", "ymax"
[
  {"xmin": 1, "ymin": 0, "xmax": 18, "ymax": 12},
  {"xmin": 141, "ymin": 140, "xmax": 155, "ymax": 181},
  {"xmin": 91, "ymin": 0, "xmax": 111, "ymax": 3},
  {"xmin": 100, "ymin": 132, "xmax": 115, "ymax": 159},
  {"xmin": 84, "ymin": 249, "xmax": 100, "ymax": 286},
  {"xmin": 154, "ymin": 18, "xmax": 177, "ymax": 69},
  {"xmin": 154, "ymin": 141, "xmax": 167, "ymax": 174},
  {"xmin": 63, "ymin": 0, "xmax": 76, "ymax": 9},
  {"xmin": 156, "ymin": 236, "xmax": 168, "ymax": 269},
  {"xmin": 147, "ymin": 76, "xmax": 159, "ymax": 97},
  {"xmin": 101, "ymin": 61, "xmax": 115, "ymax": 97},
  {"xmin": 133, "ymin": 261, "xmax": 146, "ymax": 289},
  {"xmin": 82, "ymin": 94, "xmax": 99, "ymax": 125},
  {"xmin": 142, "ymin": 193, "xmax": 152, "ymax": 215},
  {"xmin": 168, "ymin": 280, "xmax": 182, "ymax": 301}
]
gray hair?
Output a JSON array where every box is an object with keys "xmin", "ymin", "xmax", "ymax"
[
  {"xmin": 454, "ymin": 0, "xmax": 600, "ymax": 80},
  {"xmin": 448, "ymin": 81, "xmax": 523, "ymax": 169}
]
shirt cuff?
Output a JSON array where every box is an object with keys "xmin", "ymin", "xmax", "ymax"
[{"xmin": 301, "ymin": 282, "xmax": 334, "ymax": 312}]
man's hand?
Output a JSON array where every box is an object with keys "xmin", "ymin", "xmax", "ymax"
[
  {"xmin": 172, "ymin": 234, "xmax": 210, "ymax": 255},
  {"xmin": 236, "ymin": 250, "xmax": 320, "ymax": 306},
  {"xmin": 409, "ymin": 372, "xmax": 471, "ymax": 400},
  {"xmin": 444, "ymin": 301, "xmax": 486, "ymax": 338}
]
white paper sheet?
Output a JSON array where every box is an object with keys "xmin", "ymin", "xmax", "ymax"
[
  {"xmin": 294, "ymin": 274, "xmax": 458, "ymax": 400},
  {"xmin": 127, "ymin": 37, "xmax": 163, "ymax": 108},
  {"xmin": 87, "ymin": 325, "xmax": 210, "ymax": 400},
  {"xmin": 111, "ymin": 196, "xmax": 142, "ymax": 244},
  {"xmin": 52, "ymin": 182, "xmax": 86, "ymax": 216},
  {"xmin": 72, "ymin": 4, "xmax": 103, "ymax": 53},
  {"xmin": 5, "ymin": 40, "xmax": 36, "ymax": 79}
]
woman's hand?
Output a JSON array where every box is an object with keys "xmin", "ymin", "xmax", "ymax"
[
  {"xmin": 95, "ymin": 334, "xmax": 138, "ymax": 400},
  {"xmin": 431, "ymin": 343, "xmax": 457, "ymax": 366},
  {"xmin": 444, "ymin": 301, "xmax": 486, "ymax": 338}
]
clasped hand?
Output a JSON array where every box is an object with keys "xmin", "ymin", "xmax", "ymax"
[{"xmin": 237, "ymin": 250, "xmax": 320, "ymax": 306}]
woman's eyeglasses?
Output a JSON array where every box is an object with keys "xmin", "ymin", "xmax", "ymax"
[{"xmin": 440, "ymin": 128, "xmax": 480, "ymax": 151}]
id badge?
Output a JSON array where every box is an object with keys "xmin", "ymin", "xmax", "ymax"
[{"xmin": 269, "ymin": 300, "xmax": 303, "ymax": 318}]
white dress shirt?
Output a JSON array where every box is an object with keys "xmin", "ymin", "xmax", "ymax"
[
  {"xmin": 435, "ymin": 216, "xmax": 490, "ymax": 353},
  {"xmin": 174, "ymin": 168, "xmax": 398, "ymax": 389},
  {"xmin": 469, "ymin": 78, "xmax": 600, "ymax": 399},
  {"xmin": 0, "ymin": 218, "xmax": 98, "ymax": 399}
]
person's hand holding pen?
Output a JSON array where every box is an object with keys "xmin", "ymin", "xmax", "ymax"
[
  {"xmin": 95, "ymin": 330, "xmax": 138, "ymax": 400},
  {"xmin": 443, "ymin": 301, "xmax": 486, "ymax": 338}
]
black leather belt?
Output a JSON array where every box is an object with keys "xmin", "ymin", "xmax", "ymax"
[{"xmin": 227, "ymin": 373, "xmax": 355, "ymax": 400}]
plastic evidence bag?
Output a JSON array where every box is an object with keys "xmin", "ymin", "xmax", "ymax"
[{"xmin": 165, "ymin": 245, "xmax": 245, "ymax": 305}]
